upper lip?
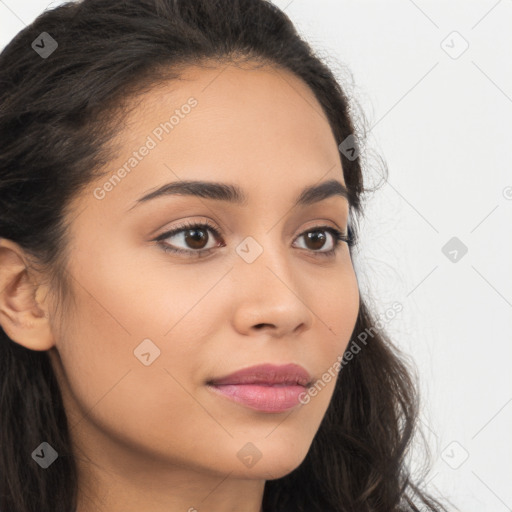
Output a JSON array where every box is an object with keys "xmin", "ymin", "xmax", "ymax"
[{"xmin": 208, "ymin": 363, "xmax": 312, "ymax": 387}]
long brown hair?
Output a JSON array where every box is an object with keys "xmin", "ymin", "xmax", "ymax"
[{"xmin": 0, "ymin": 0, "xmax": 451, "ymax": 510}]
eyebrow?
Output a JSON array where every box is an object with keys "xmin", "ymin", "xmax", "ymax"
[{"xmin": 127, "ymin": 178, "xmax": 351, "ymax": 212}]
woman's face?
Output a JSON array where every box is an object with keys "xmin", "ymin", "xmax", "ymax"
[{"xmin": 48, "ymin": 62, "xmax": 360, "ymax": 494}]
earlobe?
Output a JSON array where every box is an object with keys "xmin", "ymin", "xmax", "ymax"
[{"xmin": 0, "ymin": 239, "xmax": 55, "ymax": 351}]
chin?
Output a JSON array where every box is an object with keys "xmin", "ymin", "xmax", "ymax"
[{"xmin": 235, "ymin": 445, "xmax": 310, "ymax": 480}]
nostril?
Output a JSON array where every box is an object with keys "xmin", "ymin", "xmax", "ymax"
[{"xmin": 254, "ymin": 323, "xmax": 272, "ymax": 330}]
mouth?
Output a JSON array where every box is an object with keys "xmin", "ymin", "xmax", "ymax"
[{"xmin": 206, "ymin": 363, "xmax": 312, "ymax": 413}]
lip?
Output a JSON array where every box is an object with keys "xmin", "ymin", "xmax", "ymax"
[
  {"xmin": 207, "ymin": 363, "xmax": 312, "ymax": 387},
  {"xmin": 206, "ymin": 363, "xmax": 312, "ymax": 413}
]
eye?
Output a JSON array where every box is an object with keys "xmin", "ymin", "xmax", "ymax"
[
  {"xmin": 154, "ymin": 219, "xmax": 223, "ymax": 258},
  {"xmin": 153, "ymin": 220, "xmax": 354, "ymax": 258},
  {"xmin": 293, "ymin": 226, "xmax": 353, "ymax": 257}
]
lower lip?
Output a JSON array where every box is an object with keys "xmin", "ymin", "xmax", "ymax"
[{"xmin": 207, "ymin": 383, "xmax": 307, "ymax": 413}]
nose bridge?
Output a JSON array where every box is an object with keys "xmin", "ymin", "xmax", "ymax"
[
  {"xmin": 232, "ymin": 228, "xmax": 311, "ymax": 314},
  {"xmin": 235, "ymin": 225, "xmax": 292, "ymax": 286}
]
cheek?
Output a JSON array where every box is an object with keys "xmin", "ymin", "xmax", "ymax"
[
  {"xmin": 264, "ymin": 259, "xmax": 359, "ymax": 413},
  {"xmin": 53, "ymin": 276, "xmax": 213, "ymax": 460},
  {"xmin": 306, "ymin": 261, "xmax": 360, "ymax": 397},
  {"xmin": 315, "ymin": 259, "xmax": 360, "ymax": 355},
  {"xmin": 59, "ymin": 238, "xmax": 224, "ymax": 386}
]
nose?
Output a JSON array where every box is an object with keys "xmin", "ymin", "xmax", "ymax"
[{"xmin": 230, "ymin": 240, "xmax": 315, "ymax": 338}]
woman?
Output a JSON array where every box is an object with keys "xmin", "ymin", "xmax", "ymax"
[{"xmin": 0, "ymin": 0, "xmax": 452, "ymax": 510}]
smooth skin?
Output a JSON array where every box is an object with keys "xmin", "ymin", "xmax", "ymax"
[{"xmin": 0, "ymin": 62, "xmax": 360, "ymax": 512}]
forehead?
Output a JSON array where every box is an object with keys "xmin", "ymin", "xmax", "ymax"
[
  {"xmin": 77, "ymin": 62, "xmax": 347, "ymax": 216},
  {"xmin": 124, "ymin": 62, "xmax": 339, "ymax": 158}
]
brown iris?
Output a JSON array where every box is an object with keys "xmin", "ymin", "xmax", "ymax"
[
  {"xmin": 184, "ymin": 228, "xmax": 209, "ymax": 250},
  {"xmin": 304, "ymin": 230, "xmax": 327, "ymax": 250}
]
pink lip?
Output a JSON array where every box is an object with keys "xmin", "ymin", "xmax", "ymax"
[
  {"xmin": 208, "ymin": 363, "xmax": 312, "ymax": 387},
  {"xmin": 207, "ymin": 363, "xmax": 312, "ymax": 413}
]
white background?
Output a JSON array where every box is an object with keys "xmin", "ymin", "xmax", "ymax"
[{"xmin": 1, "ymin": 1, "xmax": 511, "ymax": 510}]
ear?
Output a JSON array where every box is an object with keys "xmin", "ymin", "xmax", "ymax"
[{"xmin": 0, "ymin": 238, "xmax": 54, "ymax": 351}]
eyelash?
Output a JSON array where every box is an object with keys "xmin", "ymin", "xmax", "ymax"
[{"xmin": 153, "ymin": 220, "xmax": 355, "ymax": 259}]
